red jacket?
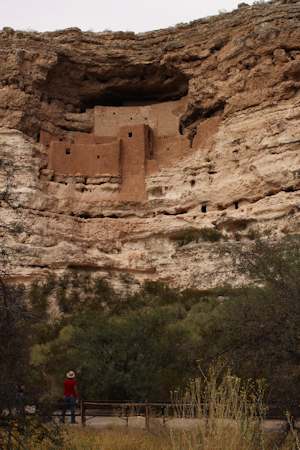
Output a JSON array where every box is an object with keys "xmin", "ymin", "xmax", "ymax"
[{"xmin": 64, "ymin": 379, "xmax": 77, "ymax": 398}]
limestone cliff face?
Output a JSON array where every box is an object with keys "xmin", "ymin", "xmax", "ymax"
[{"xmin": 1, "ymin": 0, "xmax": 300, "ymax": 290}]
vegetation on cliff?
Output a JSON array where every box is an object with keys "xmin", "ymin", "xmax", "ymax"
[{"xmin": 1, "ymin": 234, "xmax": 300, "ymax": 448}]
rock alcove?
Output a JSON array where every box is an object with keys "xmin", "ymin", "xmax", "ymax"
[{"xmin": 38, "ymin": 57, "xmax": 189, "ymax": 112}]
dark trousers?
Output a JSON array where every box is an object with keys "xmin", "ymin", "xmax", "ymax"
[{"xmin": 62, "ymin": 396, "xmax": 76, "ymax": 423}]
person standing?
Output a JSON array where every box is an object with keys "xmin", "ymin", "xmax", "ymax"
[{"xmin": 61, "ymin": 371, "xmax": 78, "ymax": 424}]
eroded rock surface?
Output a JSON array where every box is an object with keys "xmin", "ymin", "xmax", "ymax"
[{"xmin": 1, "ymin": 0, "xmax": 300, "ymax": 290}]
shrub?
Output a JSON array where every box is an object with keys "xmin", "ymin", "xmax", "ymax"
[
  {"xmin": 198, "ymin": 227, "xmax": 223, "ymax": 242},
  {"xmin": 171, "ymin": 228, "xmax": 223, "ymax": 246}
]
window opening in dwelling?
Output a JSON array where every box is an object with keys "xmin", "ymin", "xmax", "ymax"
[
  {"xmin": 65, "ymin": 148, "xmax": 71, "ymax": 155},
  {"xmin": 201, "ymin": 204, "xmax": 207, "ymax": 213},
  {"xmin": 234, "ymin": 201, "xmax": 239, "ymax": 210},
  {"xmin": 128, "ymin": 132, "xmax": 133, "ymax": 138}
]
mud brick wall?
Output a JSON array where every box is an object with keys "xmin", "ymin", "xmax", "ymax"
[
  {"xmin": 45, "ymin": 98, "xmax": 191, "ymax": 199},
  {"xmin": 119, "ymin": 124, "xmax": 149, "ymax": 201},
  {"xmin": 94, "ymin": 98, "xmax": 186, "ymax": 138},
  {"xmin": 48, "ymin": 140, "xmax": 120, "ymax": 176}
]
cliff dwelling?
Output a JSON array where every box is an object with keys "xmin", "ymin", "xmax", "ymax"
[
  {"xmin": 41, "ymin": 98, "xmax": 190, "ymax": 202},
  {"xmin": 1, "ymin": 0, "xmax": 300, "ymax": 291}
]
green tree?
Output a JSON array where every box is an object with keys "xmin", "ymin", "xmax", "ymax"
[
  {"xmin": 72, "ymin": 307, "xmax": 197, "ymax": 401},
  {"xmin": 198, "ymin": 235, "xmax": 300, "ymax": 406},
  {"xmin": 30, "ymin": 279, "xmax": 205, "ymax": 402}
]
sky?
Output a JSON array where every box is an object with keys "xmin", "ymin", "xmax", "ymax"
[{"xmin": 0, "ymin": 0, "xmax": 256, "ymax": 33}]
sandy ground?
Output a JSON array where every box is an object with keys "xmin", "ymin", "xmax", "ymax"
[{"xmin": 60, "ymin": 415, "xmax": 291, "ymax": 433}]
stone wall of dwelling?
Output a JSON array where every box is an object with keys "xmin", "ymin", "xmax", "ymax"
[
  {"xmin": 119, "ymin": 124, "xmax": 148, "ymax": 201},
  {"xmin": 94, "ymin": 98, "xmax": 186, "ymax": 138},
  {"xmin": 48, "ymin": 140, "xmax": 120, "ymax": 177},
  {"xmin": 41, "ymin": 98, "xmax": 200, "ymax": 201}
]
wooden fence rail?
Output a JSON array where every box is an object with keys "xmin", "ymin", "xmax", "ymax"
[
  {"xmin": 5, "ymin": 399, "xmax": 300, "ymax": 431},
  {"xmin": 79, "ymin": 401, "xmax": 175, "ymax": 429},
  {"xmin": 76, "ymin": 400, "xmax": 300, "ymax": 430}
]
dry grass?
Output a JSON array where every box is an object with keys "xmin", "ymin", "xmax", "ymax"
[
  {"xmin": 27, "ymin": 427, "xmax": 172, "ymax": 450},
  {"xmin": 18, "ymin": 425, "xmax": 300, "ymax": 450},
  {"xmin": 25, "ymin": 426, "xmax": 300, "ymax": 450},
  {"xmin": 65, "ymin": 428, "xmax": 171, "ymax": 450},
  {"xmin": 170, "ymin": 365, "xmax": 266, "ymax": 450}
]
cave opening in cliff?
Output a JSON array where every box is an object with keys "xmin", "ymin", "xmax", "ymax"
[
  {"xmin": 79, "ymin": 76, "xmax": 189, "ymax": 110},
  {"xmin": 39, "ymin": 56, "xmax": 189, "ymax": 112},
  {"xmin": 179, "ymin": 100, "xmax": 225, "ymax": 135}
]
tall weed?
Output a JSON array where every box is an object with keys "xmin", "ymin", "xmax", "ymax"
[{"xmin": 170, "ymin": 365, "xmax": 267, "ymax": 450}]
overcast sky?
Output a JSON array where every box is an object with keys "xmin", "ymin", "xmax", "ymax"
[{"xmin": 0, "ymin": 0, "xmax": 256, "ymax": 33}]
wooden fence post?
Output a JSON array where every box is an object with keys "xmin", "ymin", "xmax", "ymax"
[
  {"xmin": 163, "ymin": 405, "xmax": 167, "ymax": 426},
  {"xmin": 80, "ymin": 400, "xmax": 86, "ymax": 427},
  {"xmin": 145, "ymin": 404, "xmax": 150, "ymax": 431}
]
